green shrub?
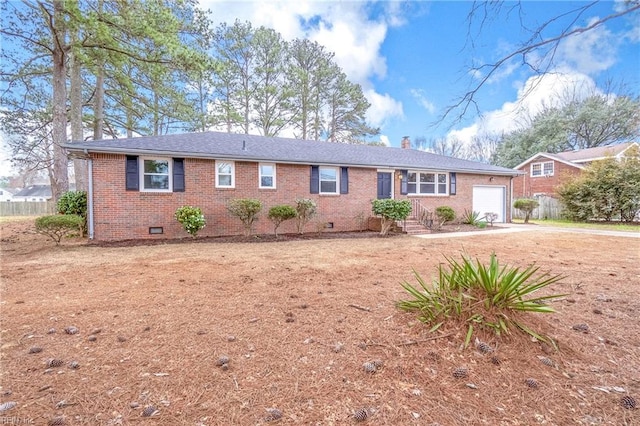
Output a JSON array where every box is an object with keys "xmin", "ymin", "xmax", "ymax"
[
  {"xmin": 476, "ymin": 221, "xmax": 487, "ymax": 229},
  {"xmin": 397, "ymin": 253, "xmax": 565, "ymax": 348},
  {"xmin": 35, "ymin": 214, "xmax": 84, "ymax": 245},
  {"xmin": 294, "ymin": 198, "xmax": 317, "ymax": 234},
  {"xmin": 513, "ymin": 198, "xmax": 539, "ymax": 223},
  {"xmin": 57, "ymin": 191, "xmax": 87, "ymax": 235},
  {"xmin": 228, "ymin": 198, "xmax": 262, "ymax": 236},
  {"xmin": 175, "ymin": 206, "xmax": 206, "ymax": 238},
  {"xmin": 435, "ymin": 206, "xmax": 455, "ymax": 228},
  {"xmin": 268, "ymin": 205, "xmax": 297, "ymax": 237},
  {"xmin": 557, "ymin": 150, "xmax": 640, "ymax": 222},
  {"xmin": 371, "ymin": 199, "xmax": 412, "ymax": 236},
  {"xmin": 461, "ymin": 209, "xmax": 481, "ymax": 225}
]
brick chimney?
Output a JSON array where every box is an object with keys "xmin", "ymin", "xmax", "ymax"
[{"xmin": 401, "ymin": 136, "xmax": 411, "ymax": 149}]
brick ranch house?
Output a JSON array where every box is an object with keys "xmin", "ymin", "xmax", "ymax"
[
  {"xmin": 512, "ymin": 142, "xmax": 639, "ymax": 199},
  {"xmin": 63, "ymin": 132, "xmax": 520, "ymax": 241}
]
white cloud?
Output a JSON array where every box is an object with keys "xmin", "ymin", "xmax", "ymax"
[
  {"xmin": 378, "ymin": 135, "xmax": 390, "ymax": 146},
  {"xmin": 364, "ymin": 89, "xmax": 404, "ymax": 130},
  {"xmin": 448, "ymin": 71, "xmax": 599, "ymax": 145},
  {"xmin": 409, "ymin": 88, "xmax": 436, "ymax": 114},
  {"xmin": 556, "ymin": 17, "xmax": 618, "ymax": 74}
]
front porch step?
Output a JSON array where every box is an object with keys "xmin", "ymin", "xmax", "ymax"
[{"xmin": 400, "ymin": 219, "xmax": 431, "ymax": 235}]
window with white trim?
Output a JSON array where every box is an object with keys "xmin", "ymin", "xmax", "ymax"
[
  {"xmin": 319, "ymin": 166, "xmax": 339, "ymax": 194},
  {"xmin": 259, "ymin": 163, "xmax": 276, "ymax": 188},
  {"xmin": 531, "ymin": 161, "xmax": 554, "ymax": 177},
  {"xmin": 141, "ymin": 158, "xmax": 171, "ymax": 192},
  {"xmin": 407, "ymin": 171, "xmax": 448, "ymax": 195},
  {"xmin": 215, "ymin": 160, "xmax": 235, "ymax": 188}
]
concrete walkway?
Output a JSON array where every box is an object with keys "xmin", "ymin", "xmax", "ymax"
[{"xmin": 412, "ymin": 223, "xmax": 640, "ymax": 239}]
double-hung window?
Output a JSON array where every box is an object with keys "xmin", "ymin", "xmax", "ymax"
[
  {"xmin": 531, "ymin": 161, "xmax": 554, "ymax": 177},
  {"xmin": 319, "ymin": 166, "xmax": 339, "ymax": 194},
  {"xmin": 407, "ymin": 171, "xmax": 448, "ymax": 195},
  {"xmin": 141, "ymin": 158, "xmax": 171, "ymax": 192},
  {"xmin": 259, "ymin": 163, "xmax": 276, "ymax": 189},
  {"xmin": 216, "ymin": 161, "xmax": 235, "ymax": 188}
]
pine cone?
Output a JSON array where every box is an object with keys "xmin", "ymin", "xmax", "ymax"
[
  {"xmin": 215, "ymin": 356, "xmax": 230, "ymax": 366},
  {"xmin": 474, "ymin": 338, "xmax": 493, "ymax": 354},
  {"xmin": 47, "ymin": 359, "xmax": 64, "ymax": 368},
  {"xmin": 48, "ymin": 417, "xmax": 65, "ymax": 426},
  {"xmin": 265, "ymin": 408, "xmax": 283, "ymax": 421},
  {"xmin": 141, "ymin": 406, "xmax": 158, "ymax": 417},
  {"xmin": 362, "ymin": 362, "xmax": 377, "ymax": 373},
  {"xmin": 525, "ymin": 378, "xmax": 539, "ymax": 388},
  {"xmin": 353, "ymin": 408, "xmax": 369, "ymax": 422},
  {"xmin": 452, "ymin": 367, "xmax": 468, "ymax": 378},
  {"xmin": 538, "ymin": 356, "xmax": 555, "ymax": 367},
  {"xmin": 621, "ymin": 395, "xmax": 637, "ymax": 409}
]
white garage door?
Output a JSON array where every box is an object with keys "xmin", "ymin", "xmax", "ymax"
[{"xmin": 472, "ymin": 186, "xmax": 506, "ymax": 222}]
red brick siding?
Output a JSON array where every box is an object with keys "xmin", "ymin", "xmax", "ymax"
[
  {"xmin": 90, "ymin": 154, "xmax": 512, "ymax": 241},
  {"xmin": 91, "ymin": 154, "xmax": 378, "ymax": 240},
  {"xmin": 394, "ymin": 173, "xmax": 513, "ymax": 221},
  {"xmin": 513, "ymin": 161, "xmax": 581, "ymax": 199}
]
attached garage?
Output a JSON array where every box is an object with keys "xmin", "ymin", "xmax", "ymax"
[{"xmin": 472, "ymin": 185, "xmax": 506, "ymax": 222}]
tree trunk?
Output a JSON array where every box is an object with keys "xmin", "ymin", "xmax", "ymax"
[
  {"xmin": 50, "ymin": 0, "xmax": 70, "ymax": 202},
  {"xmin": 70, "ymin": 32, "xmax": 87, "ymax": 191}
]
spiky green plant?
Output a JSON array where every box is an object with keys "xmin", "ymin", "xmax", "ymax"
[{"xmin": 397, "ymin": 253, "xmax": 565, "ymax": 347}]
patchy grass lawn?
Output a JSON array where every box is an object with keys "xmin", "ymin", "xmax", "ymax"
[
  {"xmin": 512, "ymin": 218, "xmax": 640, "ymax": 232},
  {"xmin": 1, "ymin": 218, "xmax": 639, "ymax": 425}
]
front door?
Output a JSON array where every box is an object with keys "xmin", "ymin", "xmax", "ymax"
[{"xmin": 377, "ymin": 172, "xmax": 392, "ymax": 199}]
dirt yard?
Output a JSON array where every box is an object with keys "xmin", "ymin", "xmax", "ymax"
[{"xmin": 1, "ymin": 218, "xmax": 638, "ymax": 425}]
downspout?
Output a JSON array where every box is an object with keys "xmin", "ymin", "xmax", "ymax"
[
  {"xmin": 87, "ymin": 156, "xmax": 94, "ymax": 239},
  {"xmin": 509, "ymin": 175, "xmax": 514, "ymax": 223}
]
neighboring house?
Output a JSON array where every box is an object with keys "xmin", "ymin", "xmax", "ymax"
[
  {"xmin": 0, "ymin": 188, "xmax": 15, "ymax": 202},
  {"xmin": 11, "ymin": 185, "xmax": 52, "ymax": 202},
  {"xmin": 512, "ymin": 142, "xmax": 639, "ymax": 199},
  {"xmin": 63, "ymin": 132, "xmax": 519, "ymax": 241}
]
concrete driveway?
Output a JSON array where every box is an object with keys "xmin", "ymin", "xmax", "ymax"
[{"xmin": 413, "ymin": 223, "xmax": 640, "ymax": 239}]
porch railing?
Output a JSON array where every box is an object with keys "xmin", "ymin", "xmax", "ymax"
[{"xmin": 410, "ymin": 199, "xmax": 434, "ymax": 229}]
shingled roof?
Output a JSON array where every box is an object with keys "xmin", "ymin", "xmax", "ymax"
[{"xmin": 64, "ymin": 131, "xmax": 518, "ymax": 176}]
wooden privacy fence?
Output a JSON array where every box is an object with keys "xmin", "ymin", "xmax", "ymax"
[
  {"xmin": 0, "ymin": 201, "xmax": 57, "ymax": 216},
  {"xmin": 512, "ymin": 196, "xmax": 562, "ymax": 220}
]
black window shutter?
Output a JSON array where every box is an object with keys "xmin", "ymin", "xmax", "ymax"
[
  {"xmin": 126, "ymin": 156, "xmax": 139, "ymax": 191},
  {"xmin": 450, "ymin": 172, "xmax": 457, "ymax": 195},
  {"xmin": 400, "ymin": 170, "xmax": 408, "ymax": 195},
  {"xmin": 340, "ymin": 167, "xmax": 349, "ymax": 194},
  {"xmin": 310, "ymin": 166, "xmax": 319, "ymax": 194},
  {"xmin": 173, "ymin": 158, "xmax": 185, "ymax": 192}
]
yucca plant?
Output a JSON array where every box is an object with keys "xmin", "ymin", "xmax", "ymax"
[
  {"xmin": 397, "ymin": 253, "xmax": 565, "ymax": 348},
  {"xmin": 461, "ymin": 209, "xmax": 481, "ymax": 225}
]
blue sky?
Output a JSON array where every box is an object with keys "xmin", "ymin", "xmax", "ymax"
[
  {"xmin": 1, "ymin": 1, "xmax": 638, "ymax": 176},
  {"xmin": 198, "ymin": 0, "xmax": 639, "ymax": 147}
]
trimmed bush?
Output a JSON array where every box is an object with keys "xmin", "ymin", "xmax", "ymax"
[
  {"xmin": 175, "ymin": 206, "xmax": 206, "ymax": 238},
  {"xmin": 371, "ymin": 199, "xmax": 411, "ymax": 236},
  {"xmin": 228, "ymin": 198, "xmax": 262, "ymax": 236},
  {"xmin": 294, "ymin": 198, "xmax": 317, "ymax": 234},
  {"xmin": 397, "ymin": 253, "xmax": 565, "ymax": 348},
  {"xmin": 57, "ymin": 191, "xmax": 87, "ymax": 235},
  {"xmin": 435, "ymin": 206, "xmax": 455, "ymax": 228},
  {"xmin": 513, "ymin": 198, "xmax": 539, "ymax": 223},
  {"xmin": 35, "ymin": 214, "xmax": 84, "ymax": 245},
  {"xmin": 268, "ymin": 205, "xmax": 297, "ymax": 237}
]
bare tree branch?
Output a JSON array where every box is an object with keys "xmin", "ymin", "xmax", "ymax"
[{"xmin": 441, "ymin": 1, "xmax": 640, "ymax": 126}]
